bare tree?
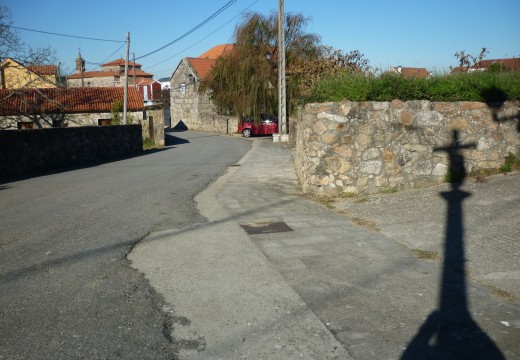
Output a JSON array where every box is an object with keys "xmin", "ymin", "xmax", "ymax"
[
  {"xmin": 1, "ymin": 4, "xmax": 59, "ymax": 89},
  {"xmin": 454, "ymin": 48, "xmax": 488, "ymax": 72}
]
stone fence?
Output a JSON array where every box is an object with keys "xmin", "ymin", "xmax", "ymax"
[
  {"xmin": 294, "ymin": 100, "xmax": 520, "ymax": 195},
  {"xmin": 141, "ymin": 109, "xmax": 166, "ymax": 146},
  {"xmin": 0, "ymin": 125, "xmax": 142, "ymax": 177},
  {"xmin": 175, "ymin": 113, "xmax": 239, "ymax": 135}
]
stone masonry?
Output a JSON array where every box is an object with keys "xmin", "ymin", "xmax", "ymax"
[
  {"xmin": 294, "ymin": 100, "xmax": 520, "ymax": 195},
  {"xmin": 170, "ymin": 59, "xmax": 238, "ymax": 134}
]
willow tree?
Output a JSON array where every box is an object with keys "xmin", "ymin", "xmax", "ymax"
[{"xmin": 199, "ymin": 12, "xmax": 321, "ymax": 119}]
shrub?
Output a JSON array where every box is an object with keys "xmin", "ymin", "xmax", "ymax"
[
  {"xmin": 306, "ymin": 72, "xmax": 520, "ymax": 103},
  {"xmin": 499, "ymin": 152, "xmax": 520, "ymax": 173}
]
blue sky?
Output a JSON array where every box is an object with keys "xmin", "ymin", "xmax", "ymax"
[{"xmin": 3, "ymin": 0, "xmax": 520, "ymax": 80}]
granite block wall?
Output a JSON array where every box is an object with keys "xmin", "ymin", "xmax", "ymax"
[{"xmin": 294, "ymin": 100, "xmax": 520, "ymax": 195}]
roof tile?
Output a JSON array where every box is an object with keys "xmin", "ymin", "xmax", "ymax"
[
  {"xmin": 198, "ymin": 44, "xmax": 234, "ymax": 59},
  {"xmin": 102, "ymin": 59, "xmax": 142, "ymax": 67},
  {"xmin": 0, "ymin": 87, "xmax": 144, "ymax": 115},
  {"xmin": 67, "ymin": 69, "xmax": 153, "ymax": 79},
  {"xmin": 186, "ymin": 58, "xmax": 217, "ymax": 80},
  {"xmin": 27, "ymin": 65, "xmax": 57, "ymax": 76}
]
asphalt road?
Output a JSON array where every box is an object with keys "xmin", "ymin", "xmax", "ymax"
[{"xmin": 0, "ymin": 130, "xmax": 251, "ymax": 360}]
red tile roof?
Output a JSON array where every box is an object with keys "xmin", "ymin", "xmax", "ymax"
[
  {"xmin": 67, "ymin": 69, "xmax": 153, "ymax": 79},
  {"xmin": 187, "ymin": 57, "xmax": 218, "ymax": 80},
  {"xmin": 392, "ymin": 67, "xmax": 431, "ymax": 79},
  {"xmin": 27, "ymin": 64, "xmax": 57, "ymax": 76},
  {"xmin": 198, "ymin": 44, "xmax": 234, "ymax": 59},
  {"xmin": 451, "ymin": 58, "xmax": 520, "ymax": 74},
  {"xmin": 0, "ymin": 87, "xmax": 144, "ymax": 115},
  {"xmin": 477, "ymin": 58, "xmax": 520, "ymax": 72},
  {"xmin": 102, "ymin": 59, "xmax": 142, "ymax": 68}
]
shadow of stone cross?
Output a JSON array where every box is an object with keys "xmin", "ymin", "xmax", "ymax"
[
  {"xmin": 400, "ymin": 130, "xmax": 504, "ymax": 359},
  {"xmin": 434, "ymin": 130, "xmax": 475, "ymax": 186}
]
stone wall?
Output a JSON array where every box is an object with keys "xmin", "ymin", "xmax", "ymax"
[
  {"xmin": 140, "ymin": 109, "xmax": 165, "ymax": 146},
  {"xmin": 0, "ymin": 125, "xmax": 143, "ymax": 177},
  {"xmin": 294, "ymin": 100, "xmax": 520, "ymax": 195},
  {"xmin": 1, "ymin": 111, "xmax": 144, "ymax": 130}
]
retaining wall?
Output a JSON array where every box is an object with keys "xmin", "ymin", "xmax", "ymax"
[
  {"xmin": 294, "ymin": 100, "xmax": 520, "ymax": 195},
  {"xmin": 0, "ymin": 125, "xmax": 143, "ymax": 177}
]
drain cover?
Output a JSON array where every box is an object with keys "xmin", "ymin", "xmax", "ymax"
[{"xmin": 240, "ymin": 221, "xmax": 293, "ymax": 235}]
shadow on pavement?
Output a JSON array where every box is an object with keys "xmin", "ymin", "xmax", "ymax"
[
  {"xmin": 401, "ymin": 130, "xmax": 504, "ymax": 359},
  {"xmin": 165, "ymin": 131, "xmax": 190, "ymax": 146},
  {"xmin": 0, "ymin": 145, "xmax": 172, "ymax": 186}
]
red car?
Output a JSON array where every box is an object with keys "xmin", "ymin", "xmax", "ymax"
[{"xmin": 238, "ymin": 117, "xmax": 278, "ymax": 138}]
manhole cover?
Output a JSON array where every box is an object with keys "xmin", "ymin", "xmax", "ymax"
[{"xmin": 240, "ymin": 221, "xmax": 293, "ymax": 235}]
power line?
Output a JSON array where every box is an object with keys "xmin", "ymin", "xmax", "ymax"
[
  {"xmin": 145, "ymin": 0, "xmax": 259, "ymax": 71},
  {"xmin": 85, "ymin": 43, "xmax": 126, "ymax": 68},
  {"xmin": 6, "ymin": 24, "xmax": 125, "ymax": 43},
  {"xmin": 135, "ymin": 0, "xmax": 238, "ymax": 60}
]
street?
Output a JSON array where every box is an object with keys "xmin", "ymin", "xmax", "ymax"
[{"xmin": 0, "ymin": 130, "xmax": 251, "ymax": 359}]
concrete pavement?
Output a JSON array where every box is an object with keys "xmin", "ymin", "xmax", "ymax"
[{"xmin": 129, "ymin": 136, "xmax": 520, "ymax": 360}]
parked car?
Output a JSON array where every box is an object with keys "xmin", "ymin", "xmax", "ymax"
[{"xmin": 238, "ymin": 117, "xmax": 278, "ymax": 138}]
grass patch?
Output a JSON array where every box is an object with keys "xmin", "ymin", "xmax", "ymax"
[
  {"xmin": 337, "ymin": 188, "xmax": 358, "ymax": 198},
  {"xmin": 351, "ymin": 217, "xmax": 379, "ymax": 231},
  {"xmin": 306, "ymin": 193, "xmax": 335, "ymax": 208},
  {"xmin": 469, "ymin": 168, "xmax": 499, "ymax": 182},
  {"xmin": 143, "ymin": 138, "xmax": 156, "ymax": 150},
  {"xmin": 355, "ymin": 195, "xmax": 369, "ymax": 203},
  {"xmin": 487, "ymin": 284, "xmax": 519, "ymax": 302},
  {"xmin": 380, "ymin": 186, "xmax": 398, "ymax": 194},
  {"xmin": 499, "ymin": 152, "xmax": 520, "ymax": 173},
  {"xmin": 412, "ymin": 249, "xmax": 442, "ymax": 262}
]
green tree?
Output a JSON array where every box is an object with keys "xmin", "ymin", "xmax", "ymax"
[
  {"xmin": 111, "ymin": 100, "xmax": 123, "ymax": 125},
  {"xmin": 200, "ymin": 12, "xmax": 322, "ymax": 119}
]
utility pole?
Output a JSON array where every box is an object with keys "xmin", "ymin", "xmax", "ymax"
[
  {"xmin": 132, "ymin": 53, "xmax": 136, "ymax": 88},
  {"xmin": 278, "ymin": 0, "xmax": 287, "ymax": 135},
  {"xmin": 123, "ymin": 32, "xmax": 130, "ymax": 125}
]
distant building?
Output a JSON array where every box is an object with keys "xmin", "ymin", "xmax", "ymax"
[
  {"xmin": 389, "ymin": 66, "xmax": 431, "ymax": 79},
  {"xmin": 0, "ymin": 57, "xmax": 57, "ymax": 89},
  {"xmin": 67, "ymin": 53, "xmax": 154, "ymax": 88},
  {"xmin": 451, "ymin": 58, "xmax": 520, "ymax": 73},
  {"xmin": 137, "ymin": 79, "xmax": 162, "ymax": 106},
  {"xmin": 157, "ymin": 77, "xmax": 170, "ymax": 90}
]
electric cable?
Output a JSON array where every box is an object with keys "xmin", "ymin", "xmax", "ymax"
[
  {"xmin": 5, "ymin": 24, "xmax": 124, "ymax": 43},
  {"xmin": 135, "ymin": 0, "xmax": 238, "ymax": 60},
  {"xmin": 85, "ymin": 43, "xmax": 126, "ymax": 67},
  {"xmin": 145, "ymin": 0, "xmax": 259, "ymax": 71}
]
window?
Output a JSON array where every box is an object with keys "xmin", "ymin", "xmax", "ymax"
[
  {"xmin": 98, "ymin": 119, "xmax": 112, "ymax": 126},
  {"xmin": 180, "ymin": 83, "xmax": 186, "ymax": 94}
]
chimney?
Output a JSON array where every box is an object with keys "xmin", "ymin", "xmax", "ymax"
[{"xmin": 398, "ymin": 66, "xmax": 402, "ymax": 73}]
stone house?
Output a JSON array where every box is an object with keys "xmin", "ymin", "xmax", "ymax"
[
  {"xmin": 170, "ymin": 44, "xmax": 237, "ymax": 132},
  {"xmin": 0, "ymin": 57, "xmax": 57, "ymax": 89},
  {"xmin": 0, "ymin": 87, "xmax": 144, "ymax": 130},
  {"xmin": 67, "ymin": 53, "xmax": 154, "ymax": 88}
]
